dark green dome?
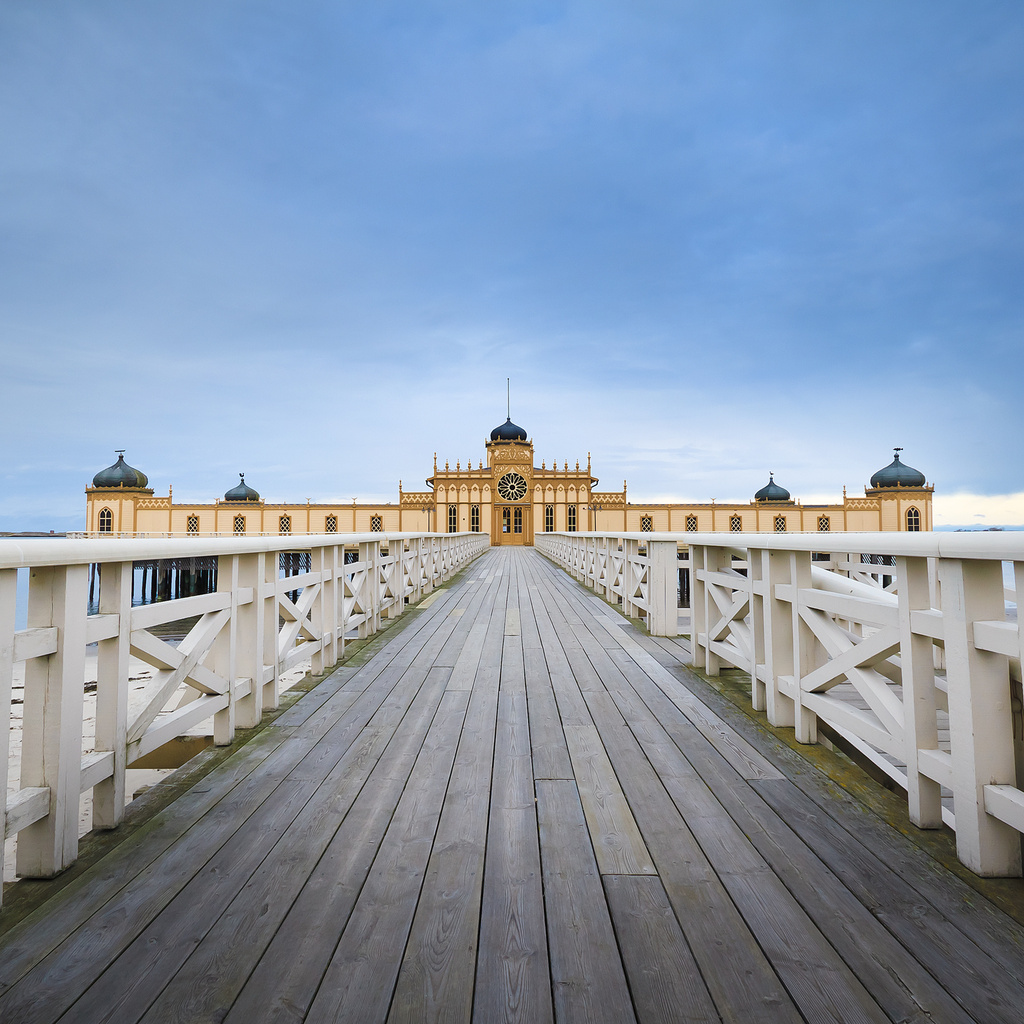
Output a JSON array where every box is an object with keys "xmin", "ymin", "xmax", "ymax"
[
  {"xmin": 870, "ymin": 450, "xmax": 926, "ymax": 488},
  {"xmin": 754, "ymin": 473, "xmax": 791, "ymax": 502},
  {"xmin": 490, "ymin": 417, "xmax": 528, "ymax": 442},
  {"xmin": 224, "ymin": 473, "xmax": 260, "ymax": 501},
  {"xmin": 92, "ymin": 452, "xmax": 149, "ymax": 488}
]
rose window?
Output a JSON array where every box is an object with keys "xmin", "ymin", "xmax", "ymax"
[{"xmin": 497, "ymin": 472, "xmax": 528, "ymax": 501}]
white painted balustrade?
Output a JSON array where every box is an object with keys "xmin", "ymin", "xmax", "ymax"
[
  {"xmin": 1, "ymin": 531, "xmax": 487, "ymax": 899},
  {"xmin": 537, "ymin": 530, "xmax": 1024, "ymax": 877}
]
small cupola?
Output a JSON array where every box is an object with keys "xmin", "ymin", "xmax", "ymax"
[
  {"xmin": 92, "ymin": 451, "xmax": 149, "ymax": 488},
  {"xmin": 869, "ymin": 448, "xmax": 927, "ymax": 489},
  {"xmin": 754, "ymin": 473, "xmax": 792, "ymax": 503},
  {"xmin": 224, "ymin": 473, "xmax": 260, "ymax": 501}
]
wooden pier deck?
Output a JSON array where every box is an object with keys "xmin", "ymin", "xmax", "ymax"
[{"xmin": 2, "ymin": 546, "xmax": 1024, "ymax": 1023}]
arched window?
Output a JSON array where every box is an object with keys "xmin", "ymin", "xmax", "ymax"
[
  {"xmin": 370, "ymin": 515, "xmax": 383, "ymax": 532},
  {"xmin": 818, "ymin": 516, "xmax": 830, "ymax": 532},
  {"xmin": 233, "ymin": 515, "xmax": 246, "ymax": 534},
  {"xmin": 545, "ymin": 505, "xmax": 554, "ymax": 531},
  {"xmin": 470, "ymin": 505, "xmax": 480, "ymax": 532},
  {"xmin": 448, "ymin": 505, "xmax": 457, "ymax": 533},
  {"xmin": 187, "ymin": 515, "xmax": 199, "ymax": 534},
  {"xmin": 325, "ymin": 515, "xmax": 337, "ymax": 533},
  {"xmin": 279, "ymin": 515, "xmax": 291, "ymax": 534},
  {"xmin": 98, "ymin": 507, "xmax": 113, "ymax": 533},
  {"xmin": 774, "ymin": 516, "xmax": 787, "ymax": 533},
  {"xmin": 513, "ymin": 507, "xmax": 523, "ymax": 534},
  {"xmin": 906, "ymin": 507, "xmax": 921, "ymax": 532},
  {"xmin": 685, "ymin": 515, "xmax": 698, "ymax": 532},
  {"xmin": 567, "ymin": 505, "xmax": 577, "ymax": 532},
  {"xmin": 730, "ymin": 515, "xmax": 742, "ymax": 532},
  {"xmin": 640, "ymin": 515, "xmax": 653, "ymax": 532}
]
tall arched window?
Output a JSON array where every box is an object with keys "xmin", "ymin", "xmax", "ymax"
[
  {"xmin": 818, "ymin": 516, "xmax": 830, "ymax": 532},
  {"xmin": 325, "ymin": 515, "xmax": 337, "ymax": 533},
  {"xmin": 233, "ymin": 515, "xmax": 246, "ymax": 534},
  {"xmin": 567, "ymin": 505, "xmax": 577, "ymax": 532},
  {"xmin": 470, "ymin": 505, "xmax": 480, "ymax": 532},
  {"xmin": 448, "ymin": 505, "xmax": 457, "ymax": 533},
  {"xmin": 187, "ymin": 515, "xmax": 199, "ymax": 534},
  {"xmin": 98, "ymin": 507, "xmax": 113, "ymax": 533},
  {"xmin": 640, "ymin": 515, "xmax": 653, "ymax": 532},
  {"xmin": 685, "ymin": 515, "xmax": 698, "ymax": 532},
  {"xmin": 370, "ymin": 515, "xmax": 383, "ymax": 532},
  {"xmin": 279, "ymin": 515, "xmax": 291, "ymax": 534},
  {"xmin": 730, "ymin": 515, "xmax": 742, "ymax": 532},
  {"xmin": 906, "ymin": 507, "xmax": 921, "ymax": 531},
  {"xmin": 545, "ymin": 505, "xmax": 554, "ymax": 531},
  {"xmin": 774, "ymin": 516, "xmax": 787, "ymax": 533}
]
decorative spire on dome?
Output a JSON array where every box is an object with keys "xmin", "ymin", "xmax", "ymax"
[
  {"xmin": 869, "ymin": 448, "xmax": 927, "ymax": 489},
  {"xmin": 754, "ymin": 472, "xmax": 792, "ymax": 503},
  {"xmin": 92, "ymin": 451, "xmax": 149, "ymax": 489},
  {"xmin": 224, "ymin": 473, "xmax": 261, "ymax": 502}
]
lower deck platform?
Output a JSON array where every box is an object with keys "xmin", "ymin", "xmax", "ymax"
[{"xmin": 1, "ymin": 547, "xmax": 1023, "ymax": 1023}]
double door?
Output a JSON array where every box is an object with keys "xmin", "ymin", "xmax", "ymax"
[{"xmin": 494, "ymin": 504, "xmax": 531, "ymax": 545}]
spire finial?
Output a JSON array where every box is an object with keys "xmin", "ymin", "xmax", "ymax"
[
  {"xmin": 894, "ymin": 446, "xmax": 903, "ymax": 459},
  {"xmin": 115, "ymin": 449, "xmax": 126, "ymax": 457},
  {"xmin": 507, "ymin": 377, "xmax": 510, "ymax": 419}
]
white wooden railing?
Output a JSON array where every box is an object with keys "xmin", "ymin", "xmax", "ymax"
[
  {"xmin": 1, "ymin": 531, "xmax": 487, "ymax": 899},
  {"xmin": 537, "ymin": 530, "xmax": 1024, "ymax": 878}
]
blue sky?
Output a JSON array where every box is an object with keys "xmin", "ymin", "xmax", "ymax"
[{"xmin": 2, "ymin": 1, "xmax": 1022, "ymax": 529}]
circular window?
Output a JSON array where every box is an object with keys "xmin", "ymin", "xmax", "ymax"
[{"xmin": 497, "ymin": 472, "xmax": 528, "ymax": 501}]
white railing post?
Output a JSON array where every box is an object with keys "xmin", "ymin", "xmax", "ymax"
[
  {"xmin": 762, "ymin": 549, "xmax": 796, "ymax": 729},
  {"xmin": 748, "ymin": 547, "xmax": 767, "ymax": 712},
  {"xmin": 234, "ymin": 552, "xmax": 264, "ymax": 729},
  {"xmin": 93, "ymin": 560, "xmax": 132, "ymax": 830},
  {"xmin": 359, "ymin": 541, "xmax": 379, "ymax": 638},
  {"xmin": 262, "ymin": 549, "xmax": 281, "ymax": 710},
  {"xmin": 790, "ymin": 550, "xmax": 818, "ymax": 744},
  {"xmin": 689, "ymin": 543, "xmax": 706, "ymax": 668},
  {"xmin": 0, "ymin": 568, "xmax": 16, "ymax": 898},
  {"xmin": 18, "ymin": 564, "xmax": 89, "ymax": 877},
  {"xmin": 646, "ymin": 540, "xmax": 679, "ymax": 637},
  {"xmin": 940, "ymin": 557, "xmax": 1021, "ymax": 875},
  {"xmin": 897, "ymin": 554, "xmax": 943, "ymax": 828},
  {"xmin": 212, "ymin": 555, "xmax": 238, "ymax": 746}
]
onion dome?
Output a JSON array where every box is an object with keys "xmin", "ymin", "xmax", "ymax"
[
  {"xmin": 490, "ymin": 417, "xmax": 528, "ymax": 442},
  {"xmin": 92, "ymin": 451, "xmax": 149, "ymax": 488},
  {"xmin": 224, "ymin": 473, "xmax": 260, "ymax": 501},
  {"xmin": 754, "ymin": 473, "xmax": 791, "ymax": 503},
  {"xmin": 870, "ymin": 448, "xmax": 926, "ymax": 488}
]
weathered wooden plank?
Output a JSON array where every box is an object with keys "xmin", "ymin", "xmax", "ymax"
[
  {"xmin": 574, "ymin": 682, "xmax": 802, "ymax": 1022},
  {"xmin": 603, "ymin": 874, "xmax": 719, "ymax": 1024},
  {"xmin": 474, "ymin": 690, "xmax": 552, "ymax": 1024},
  {"xmin": 302, "ymin": 690, "xmax": 470, "ymax": 1024},
  {"xmin": 527, "ymin": 572, "xmax": 655, "ymax": 876},
  {"xmin": 387, "ymin": 645, "xmax": 501, "ymax": 1023},
  {"xmin": 136, "ymin": 663, "xmax": 455, "ymax": 1024},
  {"xmin": 536, "ymin": 780, "xmax": 637, "ymax": 1024},
  {"xmin": 523, "ymin": 651, "xmax": 572, "ymax": 781}
]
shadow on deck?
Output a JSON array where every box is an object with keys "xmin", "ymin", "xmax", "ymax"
[{"xmin": 1, "ymin": 547, "xmax": 1023, "ymax": 1024}]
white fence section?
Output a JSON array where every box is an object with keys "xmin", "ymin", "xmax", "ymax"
[
  {"xmin": 1, "ymin": 532, "xmax": 487, "ymax": 898},
  {"xmin": 537, "ymin": 530, "xmax": 1024, "ymax": 877}
]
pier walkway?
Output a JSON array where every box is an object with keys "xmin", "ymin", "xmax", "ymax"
[{"xmin": 2, "ymin": 547, "xmax": 1024, "ymax": 1023}]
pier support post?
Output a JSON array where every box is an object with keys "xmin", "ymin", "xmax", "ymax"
[
  {"xmin": 941, "ymin": 557, "xmax": 1021, "ymax": 876},
  {"xmin": 18, "ymin": 564, "xmax": 88, "ymax": 877},
  {"xmin": 94, "ymin": 560, "xmax": 132, "ymax": 829}
]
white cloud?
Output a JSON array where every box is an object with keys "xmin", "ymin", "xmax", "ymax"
[{"xmin": 933, "ymin": 493, "xmax": 1024, "ymax": 527}]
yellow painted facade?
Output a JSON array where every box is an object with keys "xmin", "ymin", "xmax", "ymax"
[{"xmin": 85, "ymin": 423, "xmax": 934, "ymax": 540}]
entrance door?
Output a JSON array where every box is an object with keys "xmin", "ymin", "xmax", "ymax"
[{"xmin": 495, "ymin": 505, "xmax": 529, "ymax": 545}]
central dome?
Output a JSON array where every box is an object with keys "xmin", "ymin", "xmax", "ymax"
[{"xmin": 490, "ymin": 417, "xmax": 528, "ymax": 442}]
